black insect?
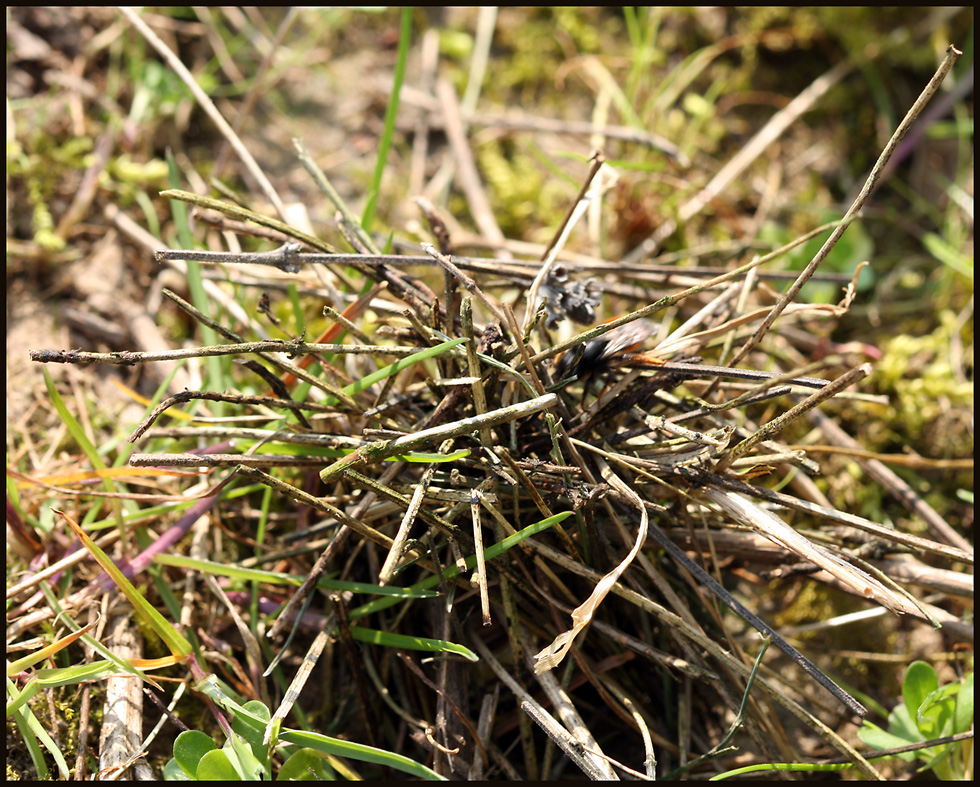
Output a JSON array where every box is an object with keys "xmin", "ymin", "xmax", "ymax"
[{"xmin": 553, "ymin": 318, "xmax": 658, "ymax": 382}]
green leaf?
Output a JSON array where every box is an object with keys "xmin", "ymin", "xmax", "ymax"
[
  {"xmin": 224, "ymin": 728, "xmax": 267, "ymax": 781},
  {"xmin": 164, "ymin": 757, "xmax": 195, "ymax": 780},
  {"xmin": 57, "ymin": 509, "xmax": 193, "ymax": 660},
  {"xmin": 239, "ymin": 700, "xmax": 272, "ymax": 724},
  {"xmin": 277, "ymin": 729, "xmax": 446, "ymax": 781},
  {"xmin": 361, "ymin": 7, "xmax": 412, "ymax": 234},
  {"xmin": 42, "ymin": 368, "xmax": 109, "ymax": 475},
  {"xmin": 952, "ymin": 672, "xmax": 973, "ymax": 734},
  {"xmin": 35, "ymin": 660, "xmax": 147, "ymax": 689},
  {"xmin": 173, "ymin": 730, "xmax": 217, "ymax": 778},
  {"xmin": 887, "ymin": 702, "xmax": 923, "ymax": 744},
  {"xmin": 397, "ymin": 449, "xmax": 472, "ymax": 463},
  {"xmin": 42, "ymin": 368, "xmax": 124, "ymax": 531},
  {"xmin": 196, "ymin": 748, "xmax": 242, "ymax": 781},
  {"xmin": 349, "ymin": 627, "xmax": 478, "ymax": 662},
  {"xmin": 923, "ymin": 231, "xmax": 973, "ymax": 279},
  {"xmin": 916, "ymin": 745, "xmax": 954, "ymax": 778},
  {"xmin": 902, "ymin": 661, "xmax": 939, "ymax": 721},
  {"xmin": 350, "ymin": 510, "xmax": 573, "ymax": 619},
  {"xmin": 6, "ymin": 674, "xmax": 70, "ymax": 778},
  {"xmin": 231, "ymin": 700, "xmax": 272, "ymax": 767},
  {"xmin": 857, "ymin": 720, "xmax": 918, "ymax": 763},
  {"xmin": 339, "ymin": 337, "xmax": 467, "ymax": 399},
  {"xmin": 276, "ymin": 748, "xmax": 333, "ymax": 781},
  {"xmin": 916, "ymin": 683, "xmax": 958, "ymax": 738},
  {"xmin": 194, "ymin": 675, "xmax": 268, "ymax": 739},
  {"xmin": 5, "ymin": 675, "xmax": 40, "ymax": 718},
  {"xmin": 152, "ymin": 553, "xmax": 439, "ymax": 598}
]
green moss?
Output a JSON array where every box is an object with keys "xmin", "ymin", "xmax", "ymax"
[
  {"xmin": 475, "ymin": 139, "xmax": 567, "ymax": 238},
  {"xmin": 7, "ymin": 129, "xmax": 96, "ymax": 253},
  {"xmin": 772, "ymin": 580, "xmax": 900, "ymax": 664},
  {"xmin": 872, "ymin": 310, "xmax": 973, "ymax": 451}
]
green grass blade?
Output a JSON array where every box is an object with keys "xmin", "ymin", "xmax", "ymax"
[
  {"xmin": 351, "ymin": 511, "xmax": 573, "ymax": 618},
  {"xmin": 277, "ymin": 728, "xmax": 447, "ymax": 781},
  {"xmin": 7, "ymin": 675, "xmax": 69, "ymax": 778},
  {"xmin": 152, "ymin": 553, "xmax": 439, "ymax": 598},
  {"xmin": 361, "ymin": 7, "xmax": 412, "ymax": 233},
  {"xmin": 339, "ymin": 337, "xmax": 466, "ymax": 398},
  {"xmin": 165, "ymin": 151, "xmax": 226, "ymax": 414},
  {"xmin": 57, "ymin": 509, "xmax": 193, "ymax": 660},
  {"xmin": 349, "ymin": 627, "xmax": 477, "ymax": 662}
]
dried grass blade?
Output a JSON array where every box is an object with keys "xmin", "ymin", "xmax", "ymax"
[
  {"xmin": 533, "ymin": 460, "xmax": 648, "ymax": 674},
  {"xmin": 703, "ymin": 488, "xmax": 927, "ymax": 619}
]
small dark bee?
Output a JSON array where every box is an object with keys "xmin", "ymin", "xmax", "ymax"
[{"xmin": 554, "ymin": 318, "xmax": 658, "ymax": 382}]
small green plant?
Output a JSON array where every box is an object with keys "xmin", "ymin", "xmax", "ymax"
[
  {"xmin": 164, "ymin": 701, "xmax": 277, "ymax": 781},
  {"xmin": 858, "ymin": 660, "xmax": 974, "ymax": 780},
  {"xmin": 712, "ymin": 661, "xmax": 973, "ymax": 781},
  {"xmin": 162, "ymin": 692, "xmax": 447, "ymax": 781},
  {"xmin": 163, "ymin": 701, "xmax": 336, "ymax": 781}
]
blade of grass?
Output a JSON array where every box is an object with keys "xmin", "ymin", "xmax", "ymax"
[
  {"xmin": 55, "ymin": 508, "xmax": 193, "ymax": 660},
  {"xmin": 42, "ymin": 368, "xmax": 125, "ymax": 535},
  {"xmin": 277, "ymin": 729, "xmax": 446, "ymax": 781},
  {"xmin": 7, "ymin": 676, "xmax": 68, "ymax": 779},
  {"xmin": 152, "ymin": 553, "xmax": 440, "ymax": 598},
  {"xmin": 361, "ymin": 7, "xmax": 412, "ymax": 234},
  {"xmin": 348, "ymin": 627, "xmax": 477, "ymax": 662},
  {"xmin": 350, "ymin": 511, "xmax": 573, "ymax": 619},
  {"xmin": 338, "ymin": 336, "xmax": 467, "ymax": 399},
  {"xmin": 195, "ymin": 675, "xmax": 446, "ymax": 780}
]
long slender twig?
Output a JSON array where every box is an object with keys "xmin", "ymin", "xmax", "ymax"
[
  {"xmin": 726, "ymin": 45, "xmax": 962, "ymax": 367},
  {"xmin": 152, "ymin": 246, "xmax": 856, "ymax": 285},
  {"xmin": 31, "ymin": 340, "xmax": 437, "ymax": 366},
  {"xmin": 720, "ymin": 363, "xmax": 873, "ymax": 469}
]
